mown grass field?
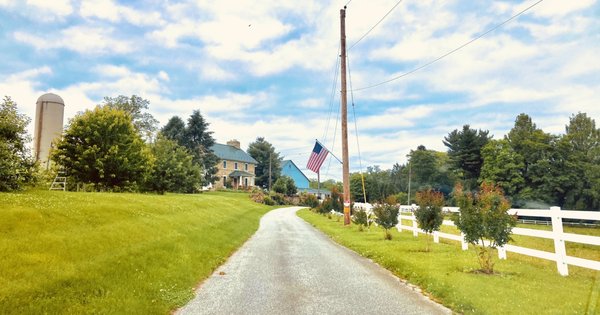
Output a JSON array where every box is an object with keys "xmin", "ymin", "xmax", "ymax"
[
  {"xmin": 0, "ymin": 190, "xmax": 273, "ymax": 314},
  {"xmin": 299, "ymin": 209, "xmax": 600, "ymax": 315}
]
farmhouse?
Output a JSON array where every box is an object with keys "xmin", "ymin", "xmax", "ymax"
[
  {"xmin": 281, "ymin": 159, "xmax": 331, "ymax": 199},
  {"xmin": 211, "ymin": 140, "xmax": 257, "ymax": 190}
]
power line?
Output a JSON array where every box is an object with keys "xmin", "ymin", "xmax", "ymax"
[
  {"xmin": 349, "ymin": 0, "xmax": 405, "ymax": 50},
  {"xmin": 353, "ymin": 0, "xmax": 545, "ymax": 91}
]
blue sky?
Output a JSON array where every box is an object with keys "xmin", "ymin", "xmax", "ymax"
[{"xmin": 1, "ymin": 0, "xmax": 598, "ymax": 181}]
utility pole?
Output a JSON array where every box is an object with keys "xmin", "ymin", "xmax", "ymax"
[{"xmin": 340, "ymin": 7, "xmax": 351, "ymax": 225}]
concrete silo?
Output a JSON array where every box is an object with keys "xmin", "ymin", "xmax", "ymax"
[{"xmin": 34, "ymin": 93, "xmax": 64, "ymax": 170}]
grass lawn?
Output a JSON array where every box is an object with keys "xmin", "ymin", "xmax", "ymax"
[
  {"xmin": 0, "ymin": 189, "xmax": 273, "ymax": 314},
  {"xmin": 299, "ymin": 209, "xmax": 600, "ymax": 314}
]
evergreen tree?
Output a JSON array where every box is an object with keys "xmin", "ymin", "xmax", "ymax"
[
  {"xmin": 443, "ymin": 125, "xmax": 491, "ymax": 190},
  {"xmin": 480, "ymin": 139, "xmax": 525, "ymax": 198},
  {"xmin": 184, "ymin": 110, "xmax": 219, "ymax": 185},
  {"xmin": 160, "ymin": 116, "xmax": 186, "ymax": 147},
  {"xmin": 247, "ymin": 137, "xmax": 281, "ymax": 189}
]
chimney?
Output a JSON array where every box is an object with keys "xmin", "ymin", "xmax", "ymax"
[{"xmin": 227, "ymin": 139, "xmax": 241, "ymax": 149}]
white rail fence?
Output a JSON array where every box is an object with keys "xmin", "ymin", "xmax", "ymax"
[{"xmin": 394, "ymin": 204, "xmax": 600, "ymax": 276}]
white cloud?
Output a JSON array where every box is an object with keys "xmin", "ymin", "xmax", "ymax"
[
  {"xmin": 200, "ymin": 63, "xmax": 236, "ymax": 81},
  {"xmin": 14, "ymin": 26, "xmax": 133, "ymax": 54},
  {"xmin": 532, "ymin": 0, "xmax": 596, "ymax": 18},
  {"xmin": 80, "ymin": 0, "xmax": 164, "ymax": 26},
  {"xmin": 26, "ymin": 0, "xmax": 73, "ymax": 18}
]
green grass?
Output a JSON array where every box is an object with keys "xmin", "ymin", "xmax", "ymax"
[
  {"xmin": 299, "ymin": 209, "xmax": 600, "ymax": 314},
  {"xmin": 0, "ymin": 190, "xmax": 274, "ymax": 314}
]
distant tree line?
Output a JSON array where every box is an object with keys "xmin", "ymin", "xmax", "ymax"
[{"xmin": 347, "ymin": 112, "xmax": 599, "ymax": 211}]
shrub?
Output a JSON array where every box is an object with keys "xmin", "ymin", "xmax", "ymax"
[
  {"xmin": 270, "ymin": 193, "xmax": 285, "ymax": 205},
  {"xmin": 415, "ymin": 189, "xmax": 445, "ymax": 251},
  {"xmin": 452, "ymin": 182, "xmax": 517, "ymax": 274},
  {"xmin": 373, "ymin": 203, "xmax": 399, "ymax": 240},
  {"xmin": 352, "ymin": 208, "xmax": 370, "ymax": 231},
  {"xmin": 263, "ymin": 196, "xmax": 275, "ymax": 206},
  {"xmin": 299, "ymin": 193, "xmax": 319, "ymax": 208},
  {"xmin": 250, "ymin": 191, "xmax": 265, "ymax": 204}
]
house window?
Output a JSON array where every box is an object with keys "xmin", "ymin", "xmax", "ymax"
[
  {"xmin": 245, "ymin": 178, "xmax": 248, "ymax": 187},
  {"xmin": 223, "ymin": 176, "xmax": 227, "ymax": 186},
  {"xmin": 245, "ymin": 163, "xmax": 248, "ymax": 171},
  {"xmin": 234, "ymin": 162, "xmax": 238, "ymax": 170},
  {"xmin": 223, "ymin": 161, "xmax": 227, "ymax": 168}
]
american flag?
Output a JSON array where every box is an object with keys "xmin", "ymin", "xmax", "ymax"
[{"xmin": 307, "ymin": 141, "xmax": 329, "ymax": 173}]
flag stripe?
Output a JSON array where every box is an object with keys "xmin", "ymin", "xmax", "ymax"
[{"xmin": 307, "ymin": 142, "xmax": 329, "ymax": 173}]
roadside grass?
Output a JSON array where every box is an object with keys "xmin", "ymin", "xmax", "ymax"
[
  {"xmin": 0, "ymin": 190, "xmax": 273, "ymax": 314},
  {"xmin": 299, "ymin": 209, "xmax": 600, "ymax": 315}
]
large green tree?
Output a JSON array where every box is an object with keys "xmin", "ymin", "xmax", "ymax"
[
  {"xmin": 247, "ymin": 137, "xmax": 282, "ymax": 189},
  {"xmin": 443, "ymin": 125, "xmax": 491, "ymax": 190},
  {"xmin": 184, "ymin": 110, "xmax": 219, "ymax": 184},
  {"xmin": 102, "ymin": 95, "xmax": 159, "ymax": 142},
  {"xmin": 0, "ymin": 96, "xmax": 36, "ymax": 191},
  {"xmin": 52, "ymin": 106, "xmax": 151, "ymax": 190},
  {"xmin": 480, "ymin": 139, "xmax": 525, "ymax": 198},
  {"xmin": 145, "ymin": 137, "xmax": 202, "ymax": 194},
  {"xmin": 160, "ymin": 116, "xmax": 186, "ymax": 147},
  {"xmin": 556, "ymin": 113, "xmax": 600, "ymax": 210}
]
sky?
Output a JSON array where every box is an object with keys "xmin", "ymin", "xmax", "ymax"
[{"xmin": 1, "ymin": 0, "xmax": 599, "ymax": 181}]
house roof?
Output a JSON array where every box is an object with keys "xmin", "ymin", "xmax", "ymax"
[
  {"xmin": 282, "ymin": 160, "xmax": 310, "ymax": 182},
  {"xmin": 211, "ymin": 143, "xmax": 258, "ymax": 164}
]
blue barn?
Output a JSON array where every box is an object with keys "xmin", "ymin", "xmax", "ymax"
[{"xmin": 281, "ymin": 160, "xmax": 310, "ymax": 189}]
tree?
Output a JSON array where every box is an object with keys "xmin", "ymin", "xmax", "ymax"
[
  {"xmin": 452, "ymin": 182, "xmax": 516, "ymax": 274},
  {"xmin": 443, "ymin": 125, "xmax": 491, "ymax": 190},
  {"xmin": 52, "ymin": 106, "xmax": 151, "ymax": 191},
  {"xmin": 145, "ymin": 137, "xmax": 202, "ymax": 194},
  {"xmin": 247, "ymin": 137, "xmax": 282, "ymax": 189},
  {"xmin": 184, "ymin": 110, "xmax": 219, "ymax": 185},
  {"xmin": 504, "ymin": 114, "xmax": 554, "ymax": 203},
  {"xmin": 160, "ymin": 116, "xmax": 186, "ymax": 146},
  {"xmin": 410, "ymin": 145, "xmax": 437, "ymax": 185},
  {"xmin": 0, "ymin": 96, "xmax": 36, "ymax": 191},
  {"xmin": 414, "ymin": 189, "xmax": 445, "ymax": 251},
  {"xmin": 352, "ymin": 208, "xmax": 370, "ymax": 231},
  {"xmin": 480, "ymin": 139, "xmax": 525, "ymax": 199},
  {"xmin": 272, "ymin": 176, "xmax": 297, "ymax": 196},
  {"xmin": 373, "ymin": 203, "xmax": 399, "ymax": 240},
  {"xmin": 555, "ymin": 113, "xmax": 600, "ymax": 210},
  {"xmin": 102, "ymin": 95, "xmax": 159, "ymax": 142}
]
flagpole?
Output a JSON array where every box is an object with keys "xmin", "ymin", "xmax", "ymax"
[
  {"xmin": 317, "ymin": 171, "xmax": 321, "ymax": 200},
  {"xmin": 315, "ymin": 139, "xmax": 342, "ymax": 164}
]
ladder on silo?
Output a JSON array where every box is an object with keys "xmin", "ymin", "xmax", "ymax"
[{"xmin": 49, "ymin": 171, "xmax": 67, "ymax": 191}]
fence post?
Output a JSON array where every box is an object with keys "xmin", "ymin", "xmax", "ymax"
[
  {"xmin": 498, "ymin": 246, "xmax": 507, "ymax": 259},
  {"xmin": 551, "ymin": 206, "xmax": 569, "ymax": 276},
  {"xmin": 412, "ymin": 214, "xmax": 418, "ymax": 237},
  {"xmin": 396, "ymin": 213, "xmax": 402, "ymax": 232},
  {"xmin": 460, "ymin": 232, "xmax": 468, "ymax": 250},
  {"xmin": 433, "ymin": 231, "xmax": 439, "ymax": 243}
]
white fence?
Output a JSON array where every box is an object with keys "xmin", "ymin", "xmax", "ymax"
[{"xmin": 396, "ymin": 204, "xmax": 600, "ymax": 276}]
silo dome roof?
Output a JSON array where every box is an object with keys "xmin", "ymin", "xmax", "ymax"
[{"xmin": 37, "ymin": 93, "xmax": 64, "ymax": 105}]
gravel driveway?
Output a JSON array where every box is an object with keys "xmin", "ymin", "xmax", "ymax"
[{"xmin": 177, "ymin": 206, "xmax": 450, "ymax": 315}]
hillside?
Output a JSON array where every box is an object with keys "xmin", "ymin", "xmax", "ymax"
[{"xmin": 0, "ymin": 190, "xmax": 272, "ymax": 314}]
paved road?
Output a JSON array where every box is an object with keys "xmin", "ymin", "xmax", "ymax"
[{"xmin": 178, "ymin": 207, "xmax": 450, "ymax": 315}]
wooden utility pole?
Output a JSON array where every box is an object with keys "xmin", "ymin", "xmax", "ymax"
[{"xmin": 340, "ymin": 7, "xmax": 351, "ymax": 225}]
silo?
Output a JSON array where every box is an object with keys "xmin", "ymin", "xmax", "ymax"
[{"xmin": 34, "ymin": 93, "xmax": 64, "ymax": 170}]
